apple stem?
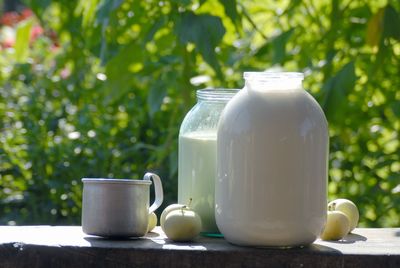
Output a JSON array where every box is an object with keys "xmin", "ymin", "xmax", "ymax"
[
  {"xmin": 328, "ymin": 202, "xmax": 336, "ymax": 211},
  {"xmin": 180, "ymin": 198, "xmax": 193, "ymax": 213}
]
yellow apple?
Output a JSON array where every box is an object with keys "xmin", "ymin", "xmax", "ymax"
[
  {"xmin": 160, "ymin": 204, "xmax": 185, "ymax": 231},
  {"xmin": 328, "ymin": 198, "xmax": 359, "ymax": 232},
  {"xmin": 320, "ymin": 211, "xmax": 350, "ymax": 241},
  {"xmin": 163, "ymin": 207, "xmax": 202, "ymax": 242},
  {"xmin": 147, "ymin": 212, "xmax": 157, "ymax": 233}
]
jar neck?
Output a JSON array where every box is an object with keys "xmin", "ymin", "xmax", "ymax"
[
  {"xmin": 196, "ymin": 89, "xmax": 239, "ymax": 102},
  {"xmin": 244, "ymin": 72, "xmax": 304, "ymax": 91}
]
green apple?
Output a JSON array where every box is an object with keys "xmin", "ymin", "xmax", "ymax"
[
  {"xmin": 320, "ymin": 211, "xmax": 350, "ymax": 241},
  {"xmin": 160, "ymin": 204, "xmax": 185, "ymax": 231},
  {"xmin": 163, "ymin": 207, "xmax": 202, "ymax": 242},
  {"xmin": 328, "ymin": 198, "xmax": 359, "ymax": 232},
  {"xmin": 147, "ymin": 212, "xmax": 157, "ymax": 233}
]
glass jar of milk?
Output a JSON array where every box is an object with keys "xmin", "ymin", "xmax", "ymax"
[
  {"xmin": 178, "ymin": 89, "xmax": 239, "ymax": 235},
  {"xmin": 216, "ymin": 72, "xmax": 328, "ymax": 247}
]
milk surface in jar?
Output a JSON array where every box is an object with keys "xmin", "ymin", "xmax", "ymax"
[
  {"xmin": 216, "ymin": 72, "xmax": 328, "ymax": 246},
  {"xmin": 178, "ymin": 89, "xmax": 238, "ymax": 235}
]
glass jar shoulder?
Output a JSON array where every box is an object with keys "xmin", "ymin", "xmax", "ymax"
[
  {"xmin": 219, "ymin": 87, "xmax": 328, "ymax": 132},
  {"xmin": 180, "ymin": 101, "xmax": 229, "ymax": 135}
]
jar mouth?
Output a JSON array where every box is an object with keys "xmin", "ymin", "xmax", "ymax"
[
  {"xmin": 197, "ymin": 89, "xmax": 240, "ymax": 101},
  {"xmin": 243, "ymin": 72, "xmax": 304, "ymax": 81}
]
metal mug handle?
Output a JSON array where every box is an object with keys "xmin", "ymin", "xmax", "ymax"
[{"xmin": 144, "ymin": 172, "xmax": 164, "ymax": 213}]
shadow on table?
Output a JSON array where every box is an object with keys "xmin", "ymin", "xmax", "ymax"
[
  {"xmin": 306, "ymin": 243, "xmax": 343, "ymax": 254},
  {"xmin": 83, "ymin": 231, "xmax": 370, "ymax": 253},
  {"xmin": 83, "ymin": 231, "xmax": 165, "ymax": 249},
  {"xmin": 322, "ymin": 233, "xmax": 367, "ymax": 245}
]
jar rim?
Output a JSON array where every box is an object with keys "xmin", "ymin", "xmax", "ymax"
[
  {"xmin": 243, "ymin": 72, "xmax": 304, "ymax": 80},
  {"xmin": 197, "ymin": 89, "xmax": 240, "ymax": 101},
  {"xmin": 82, "ymin": 178, "xmax": 152, "ymax": 185}
]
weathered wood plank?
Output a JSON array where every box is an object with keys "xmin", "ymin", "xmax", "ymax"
[{"xmin": 0, "ymin": 226, "xmax": 399, "ymax": 267}]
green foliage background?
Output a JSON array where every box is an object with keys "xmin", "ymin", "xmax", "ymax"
[{"xmin": 0, "ymin": 0, "xmax": 399, "ymax": 227}]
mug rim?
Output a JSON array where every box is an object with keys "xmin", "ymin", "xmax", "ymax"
[{"xmin": 82, "ymin": 178, "xmax": 152, "ymax": 185}]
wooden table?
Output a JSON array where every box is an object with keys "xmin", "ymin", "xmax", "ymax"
[{"xmin": 0, "ymin": 226, "xmax": 399, "ymax": 267}]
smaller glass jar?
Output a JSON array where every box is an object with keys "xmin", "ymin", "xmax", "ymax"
[{"xmin": 178, "ymin": 89, "xmax": 239, "ymax": 235}]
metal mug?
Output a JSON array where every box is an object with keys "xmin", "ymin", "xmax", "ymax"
[{"xmin": 81, "ymin": 172, "xmax": 163, "ymax": 237}]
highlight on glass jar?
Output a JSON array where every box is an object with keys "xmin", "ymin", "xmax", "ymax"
[
  {"xmin": 243, "ymin": 71, "xmax": 305, "ymax": 91},
  {"xmin": 178, "ymin": 88, "xmax": 239, "ymax": 236},
  {"xmin": 216, "ymin": 72, "xmax": 329, "ymax": 247}
]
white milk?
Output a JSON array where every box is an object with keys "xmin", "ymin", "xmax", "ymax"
[
  {"xmin": 216, "ymin": 75, "xmax": 328, "ymax": 247},
  {"xmin": 178, "ymin": 131, "xmax": 218, "ymax": 233}
]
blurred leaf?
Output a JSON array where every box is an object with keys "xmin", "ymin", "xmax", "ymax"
[
  {"xmin": 391, "ymin": 101, "xmax": 400, "ymax": 117},
  {"xmin": 104, "ymin": 42, "xmax": 144, "ymax": 101},
  {"xmin": 366, "ymin": 8, "xmax": 384, "ymax": 47},
  {"xmin": 169, "ymin": 147, "xmax": 178, "ymax": 178},
  {"xmin": 322, "ymin": 61, "xmax": 357, "ymax": 121},
  {"xmin": 175, "ymin": 11, "xmax": 225, "ymax": 78},
  {"xmin": 383, "ymin": 4, "xmax": 400, "ymax": 41},
  {"xmin": 76, "ymin": 0, "xmax": 99, "ymax": 28},
  {"xmin": 24, "ymin": 0, "xmax": 51, "ymax": 16},
  {"xmin": 254, "ymin": 29, "xmax": 294, "ymax": 63},
  {"xmin": 272, "ymin": 29, "xmax": 294, "ymax": 64},
  {"xmin": 95, "ymin": 0, "xmax": 124, "ymax": 63},
  {"xmin": 95, "ymin": 0, "xmax": 123, "ymax": 23},
  {"xmin": 15, "ymin": 19, "xmax": 34, "ymax": 63},
  {"xmin": 148, "ymin": 80, "xmax": 167, "ymax": 117},
  {"xmin": 254, "ymin": 41, "xmax": 270, "ymax": 58},
  {"xmin": 218, "ymin": 0, "xmax": 239, "ymax": 25},
  {"xmin": 283, "ymin": 0, "xmax": 302, "ymax": 16},
  {"xmin": 144, "ymin": 17, "xmax": 166, "ymax": 43}
]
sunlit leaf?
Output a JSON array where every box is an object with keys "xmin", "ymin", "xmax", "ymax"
[
  {"xmin": 366, "ymin": 8, "xmax": 384, "ymax": 47},
  {"xmin": 144, "ymin": 17, "xmax": 166, "ymax": 43},
  {"xmin": 15, "ymin": 19, "xmax": 34, "ymax": 63},
  {"xmin": 75, "ymin": 0, "xmax": 99, "ymax": 28},
  {"xmin": 283, "ymin": 0, "xmax": 302, "ymax": 17}
]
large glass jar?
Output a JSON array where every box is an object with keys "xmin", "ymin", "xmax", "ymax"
[
  {"xmin": 216, "ymin": 72, "xmax": 328, "ymax": 247},
  {"xmin": 178, "ymin": 89, "xmax": 238, "ymax": 235}
]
